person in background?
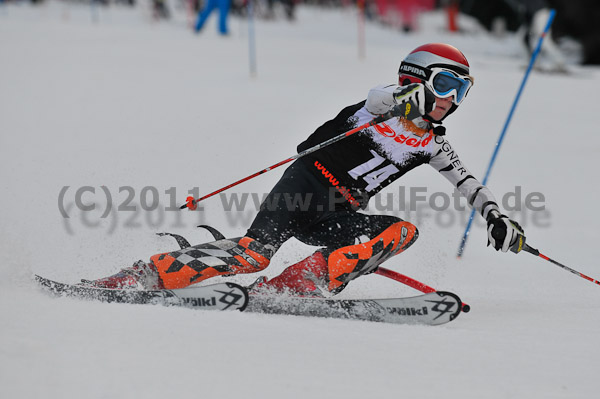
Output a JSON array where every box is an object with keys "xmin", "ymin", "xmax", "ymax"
[{"xmin": 194, "ymin": 0, "xmax": 231, "ymax": 35}]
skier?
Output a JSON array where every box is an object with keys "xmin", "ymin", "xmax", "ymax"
[{"xmin": 87, "ymin": 43, "xmax": 525, "ymax": 296}]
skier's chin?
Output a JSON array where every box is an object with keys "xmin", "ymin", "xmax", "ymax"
[{"xmin": 428, "ymin": 107, "xmax": 449, "ymax": 121}]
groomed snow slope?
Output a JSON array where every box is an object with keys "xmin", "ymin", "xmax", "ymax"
[{"xmin": 1, "ymin": 3, "xmax": 599, "ymax": 398}]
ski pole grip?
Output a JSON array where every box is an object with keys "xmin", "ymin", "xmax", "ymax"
[
  {"xmin": 374, "ymin": 101, "xmax": 421, "ymax": 124},
  {"xmin": 386, "ymin": 103, "xmax": 407, "ymax": 119},
  {"xmin": 371, "ymin": 103, "xmax": 406, "ymax": 125},
  {"xmin": 386, "ymin": 103, "xmax": 410, "ymax": 119}
]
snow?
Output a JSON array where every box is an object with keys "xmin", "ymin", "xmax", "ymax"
[{"xmin": 1, "ymin": 2, "xmax": 599, "ymax": 398}]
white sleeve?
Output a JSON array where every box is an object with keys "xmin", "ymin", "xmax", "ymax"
[
  {"xmin": 429, "ymin": 137, "xmax": 500, "ymax": 221},
  {"xmin": 365, "ymin": 84, "xmax": 401, "ymax": 115}
]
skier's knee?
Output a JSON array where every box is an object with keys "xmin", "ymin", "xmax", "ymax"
[{"xmin": 326, "ymin": 221, "xmax": 418, "ymax": 292}]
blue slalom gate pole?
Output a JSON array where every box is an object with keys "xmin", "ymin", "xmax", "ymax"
[{"xmin": 456, "ymin": 9, "xmax": 556, "ymax": 258}]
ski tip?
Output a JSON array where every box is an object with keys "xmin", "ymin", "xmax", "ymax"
[{"xmin": 432, "ymin": 291, "xmax": 464, "ymax": 323}]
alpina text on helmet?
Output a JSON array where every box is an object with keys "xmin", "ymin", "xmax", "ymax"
[{"xmin": 400, "ymin": 64, "xmax": 427, "ymax": 78}]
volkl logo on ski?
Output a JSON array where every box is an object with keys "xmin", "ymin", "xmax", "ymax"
[
  {"xmin": 386, "ymin": 306, "xmax": 428, "ymax": 316},
  {"xmin": 215, "ymin": 289, "xmax": 244, "ymax": 310},
  {"xmin": 183, "ymin": 297, "xmax": 217, "ymax": 307},
  {"xmin": 427, "ymin": 298, "xmax": 456, "ymax": 320}
]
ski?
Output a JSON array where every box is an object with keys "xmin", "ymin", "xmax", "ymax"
[
  {"xmin": 35, "ymin": 275, "xmax": 464, "ymax": 325},
  {"xmin": 245, "ymin": 291, "xmax": 464, "ymax": 325},
  {"xmin": 35, "ymin": 275, "xmax": 248, "ymax": 311}
]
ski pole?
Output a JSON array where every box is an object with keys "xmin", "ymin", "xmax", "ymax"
[
  {"xmin": 456, "ymin": 9, "xmax": 556, "ymax": 258},
  {"xmin": 376, "ymin": 267, "xmax": 471, "ymax": 312},
  {"xmin": 181, "ymin": 103, "xmax": 417, "ymax": 209},
  {"xmin": 521, "ymin": 244, "xmax": 600, "ymax": 286}
]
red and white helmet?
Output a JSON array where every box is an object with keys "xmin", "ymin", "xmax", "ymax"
[{"xmin": 398, "ymin": 43, "xmax": 473, "ymax": 122}]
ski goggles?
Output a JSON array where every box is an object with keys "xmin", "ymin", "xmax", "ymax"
[{"xmin": 425, "ymin": 68, "xmax": 474, "ymax": 105}]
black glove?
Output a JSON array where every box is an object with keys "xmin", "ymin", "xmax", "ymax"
[
  {"xmin": 393, "ymin": 83, "xmax": 436, "ymax": 116},
  {"xmin": 487, "ymin": 212, "xmax": 526, "ymax": 253}
]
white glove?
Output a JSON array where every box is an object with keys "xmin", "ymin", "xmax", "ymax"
[
  {"xmin": 365, "ymin": 83, "xmax": 435, "ymax": 116},
  {"xmin": 393, "ymin": 83, "xmax": 436, "ymax": 116},
  {"xmin": 487, "ymin": 211, "xmax": 526, "ymax": 253}
]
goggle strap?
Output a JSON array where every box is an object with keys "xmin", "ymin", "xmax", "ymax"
[{"xmin": 398, "ymin": 62, "xmax": 433, "ymax": 81}]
